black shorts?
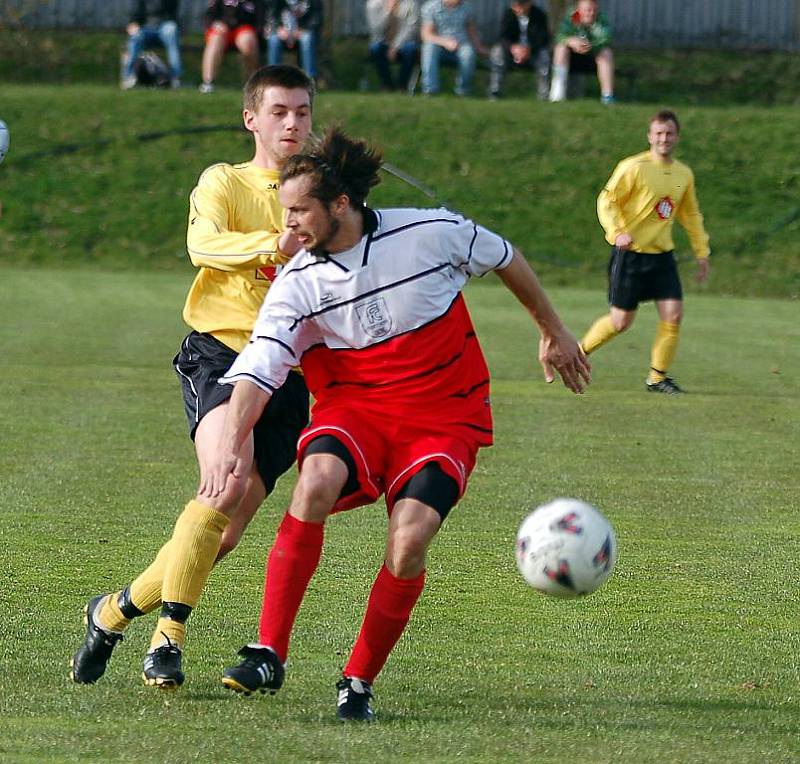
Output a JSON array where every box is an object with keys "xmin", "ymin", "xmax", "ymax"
[
  {"xmin": 607, "ymin": 247, "xmax": 683, "ymax": 311},
  {"xmin": 173, "ymin": 331, "xmax": 309, "ymax": 494},
  {"xmin": 570, "ymin": 51, "xmax": 598, "ymax": 74}
]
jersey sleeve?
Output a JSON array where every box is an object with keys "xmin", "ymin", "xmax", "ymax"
[
  {"xmin": 597, "ymin": 160, "xmax": 635, "ymax": 244},
  {"xmin": 676, "ymin": 170, "xmax": 711, "ymax": 259},
  {"xmin": 186, "ymin": 165, "xmax": 287, "ymax": 272},
  {"xmin": 219, "ymin": 277, "xmax": 320, "ymax": 393},
  {"xmin": 448, "ymin": 216, "xmax": 513, "ymax": 277}
]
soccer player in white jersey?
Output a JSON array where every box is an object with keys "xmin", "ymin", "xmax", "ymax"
[{"xmin": 201, "ymin": 127, "xmax": 591, "ymax": 721}]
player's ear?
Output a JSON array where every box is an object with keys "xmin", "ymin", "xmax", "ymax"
[
  {"xmin": 243, "ymin": 109, "xmax": 257, "ymax": 134},
  {"xmin": 332, "ymin": 193, "xmax": 350, "ymax": 216}
]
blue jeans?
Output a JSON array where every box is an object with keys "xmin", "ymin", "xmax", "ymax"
[
  {"xmin": 368, "ymin": 40, "xmax": 419, "ymax": 90},
  {"xmin": 267, "ymin": 31, "xmax": 317, "ymax": 78},
  {"xmin": 125, "ymin": 21, "xmax": 182, "ymax": 79},
  {"xmin": 421, "ymin": 42, "xmax": 476, "ymax": 95}
]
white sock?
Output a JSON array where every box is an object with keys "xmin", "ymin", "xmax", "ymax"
[{"xmin": 549, "ymin": 65, "xmax": 568, "ymax": 102}]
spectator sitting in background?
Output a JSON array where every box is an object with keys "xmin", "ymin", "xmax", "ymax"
[
  {"xmin": 488, "ymin": 0, "xmax": 550, "ymax": 100},
  {"xmin": 266, "ymin": 0, "xmax": 323, "ymax": 80},
  {"xmin": 549, "ymin": 0, "xmax": 614, "ymax": 104},
  {"xmin": 122, "ymin": 0, "xmax": 183, "ymax": 90},
  {"xmin": 420, "ymin": 0, "xmax": 487, "ymax": 96},
  {"xmin": 366, "ymin": 0, "xmax": 420, "ymax": 93},
  {"xmin": 200, "ymin": 0, "xmax": 266, "ymax": 93}
]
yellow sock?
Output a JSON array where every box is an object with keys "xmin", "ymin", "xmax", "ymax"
[
  {"xmin": 93, "ymin": 540, "xmax": 174, "ymax": 633},
  {"xmin": 149, "ymin": 500, "xmax": 229, "ymax": 650},
  {"xmin": 95, "ymin": 592, "xmax": 129, "ymax": 634},
  {"xmin": 128, "ymin": 540, "xmax": 173, "ymax": 613},
  {"xmin": 151, "ymin": 618, "xmax": 186, "ymax": 651},
  {"xmin": 581, "ymin": 314, "xmax": 619, "ymax": 354},
  {"xmin": 648, "ymin": 320, "xmax": 681, "ymax": 383}
]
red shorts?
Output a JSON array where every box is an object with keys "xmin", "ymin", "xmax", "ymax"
[
  {"xmin": 297, "ymin": 404, "xmax": 488, "ymax": 514},
  {"xmin": 205, "ymin": 24, "xmax": 257, "ymax": 50}
]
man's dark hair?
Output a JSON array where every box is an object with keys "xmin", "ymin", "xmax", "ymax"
[
  {"xmin": 280, "ymin": 126, "xmax": 383, "ymax": 208},
  {"xmin": 243, "ymin": 65, "xmax": 315, "ymax": 112},
  {"xmin": 650, "ymin": 109, "xmax": 680, "ymax": 133}
]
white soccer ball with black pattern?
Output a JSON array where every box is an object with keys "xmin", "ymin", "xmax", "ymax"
[
  {"xmin": 515, "ymin": 498, "xmax": 617, "ymax": 597},
  {"xmin": 0, "ymin": 120, "xmax": 9, "ymax": 164}
]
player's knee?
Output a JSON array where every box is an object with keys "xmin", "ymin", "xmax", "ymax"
[
  {"xmin": 196, "ymin": 475, "xmax": 248, "ymax": 516},
  {"xmin": 611, "ymin": 314, "xmax": 634, "ymax": 332},
  {"xmin": 386, "ymin": 527, "xmax": 429, "ymax": 577},
  {"xmin": 290, "ymin": 465, "xmax": 342, "ymax": 520}
]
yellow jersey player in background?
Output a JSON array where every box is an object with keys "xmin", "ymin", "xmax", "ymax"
[
  {"xmin": 581, "ymin": 109, "xmax": 710, "ymax": 394},
  {"xmin": 70, "ymin": 65, "xmax": 314, "ymax": 689}
]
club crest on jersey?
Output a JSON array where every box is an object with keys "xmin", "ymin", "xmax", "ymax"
[
  {"xmin": 355, "ymin": 296, "xmax": 393, "ymax": 338},
  {"xmin": 655, "ymin": 196, "xmax": 675, "ymax": 220}
]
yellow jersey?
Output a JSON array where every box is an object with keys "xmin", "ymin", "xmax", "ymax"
[
  {"xmin": 183, "ymin": 162, "xmax": 290, "ymax": 352},
  {"xmin": 597, "ymin": 151, "xmax": 710, "ymax": 259}
]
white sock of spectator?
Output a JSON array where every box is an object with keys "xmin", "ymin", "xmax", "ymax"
[{"xmin": 549, "ymin": 65, "xmax": 568, "ymax": 102}]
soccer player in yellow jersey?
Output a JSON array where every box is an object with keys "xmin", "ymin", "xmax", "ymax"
[
  {"xmin": 581, "ymin": 109, "xmax": 710, "ymax": 394},
  {"xmin": 70, "ymin": 65, "xmax": 314, "ymax": 688}
]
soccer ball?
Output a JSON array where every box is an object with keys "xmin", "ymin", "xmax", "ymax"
[
  {"xmin": 0, "ymin": 120, "xmax": 8, "ymax": 164},
  {"xmin": 515, "ymin": 498, "xmax": 617, "ymax": 597}
]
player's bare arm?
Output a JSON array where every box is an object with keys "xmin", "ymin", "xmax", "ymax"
[
  {"xmin": 200, "ymin": 380, "xmax": 272, "ymax": 499},
  {"xmin": 496, "ymin": 250, "xmax": 591, "ymax": 394}
]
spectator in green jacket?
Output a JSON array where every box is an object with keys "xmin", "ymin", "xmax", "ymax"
[{"xmin": 549, "ymin": 0, "xmax": 614, "ymax": 104}]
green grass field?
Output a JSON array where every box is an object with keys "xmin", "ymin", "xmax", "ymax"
[
  {"xmin": 1, "ymin": 266, "xmax": 798, "ymax": 763},
  {"xmin": 2, "ymin": 85, "xmax": 799, "ymax": 298},
  {"xmin": 1, "ymin": 73, "xmax": 799, "ymax": 761}
]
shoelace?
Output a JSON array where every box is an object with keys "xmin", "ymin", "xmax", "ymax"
[{"xmin": 154, "ymin": 631, "xmax": 180, "ymax": 655}]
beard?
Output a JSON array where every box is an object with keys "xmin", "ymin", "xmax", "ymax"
[{"xmin": 309, "ymin": 216, "xmax": 340, "ymax": 257}]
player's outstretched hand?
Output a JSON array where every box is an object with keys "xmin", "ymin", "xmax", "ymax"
[
  {"xmin": 539, "ymin": 329, "xmax": 592, "ymax": 394},
  {"xmin": 198, "ymin": 448, "xmax": 246, "ymax": 500}
]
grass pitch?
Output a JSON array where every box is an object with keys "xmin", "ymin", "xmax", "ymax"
[
  {"xmin": 1, "ymin": 267, "xmax": 798, "ymax": 763},
  {"xmin": 1, "ymin": 85, "xmax": 798, "ymax": 299}
]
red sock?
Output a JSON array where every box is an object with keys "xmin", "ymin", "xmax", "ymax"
[
  {"xmin": 258, "ymin": 513, "xmax": 324, "ymax": 662},
  {"xmin": 344, "ymin": 564, "xmax": 426, "ymax": 683}
]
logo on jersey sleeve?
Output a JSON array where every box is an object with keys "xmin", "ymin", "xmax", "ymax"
[
  {"xmin": 655, "ymin": 197, "xmax": 675, "ymax": 220},
  {"xmin": 355, "ymin": 296, "xmax": 393, "ymax": 338}
]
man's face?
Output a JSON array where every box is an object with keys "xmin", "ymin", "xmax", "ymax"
[
  {"xmin": 244, "ymin": 86, "xmax": 312, "ymax": 169},
  {"xmin": 512, "ymin": 1, "xmax": 532, "ymax": 17},
  {"xmin": 280, "ymin": 175, "xmax": 340, "ymax": 253},
  {"xmin": 648, "ymin": 119, "xmax": 680, "ymax": 158},
  {"xmin": 577, "ymin": 1, "xmax": 598, "ymax": 24}
]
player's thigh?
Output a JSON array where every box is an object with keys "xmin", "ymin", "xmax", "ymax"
[
  {"xmin": 195, "ymin": 402, "xmax": 254, "ymax": 512},
  {"xmin": 252, "ymin": 370, "xmax": 309, "ymax": 496}
]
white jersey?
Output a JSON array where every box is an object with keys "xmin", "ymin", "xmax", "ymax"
[{"xmin": 220, "ymin": 207, "xmax": 512, "ymax": 416}]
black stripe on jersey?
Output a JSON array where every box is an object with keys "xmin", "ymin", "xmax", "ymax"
[
  {"xmin": 287, "ymin": 262, "xmax": 453, "ymax": 332},
  {"xmin": 370, "ymin": 217, "xmax": 461, "ymax": 242},
  {"xmin": 450, "ymin": 378, "xmax": 490, "ymax": 398},
  {"xmin": 221, "ymin": 371, "xmax": 278, "ymax": 393},
  {"xmin": 460, "ymin": 422, "xmax": 494, "ymax": 436},
  {"xmin": 465, "ymin": 224, "xmax": 479, "ymax": 266},
  {"xmin": 287, "ymin": 256, "xmax": 349, "ymax": 276},
  {"xmin": 496, "ymin": 239, "xmax": 512, "ymax": 269},
  {"xmin": 361, "ymin": 231, "xmax": 374, "ymax": 267},
  {"xmin": 251, "ymin": 335, "xmax": 298, "ymax": 361}
]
